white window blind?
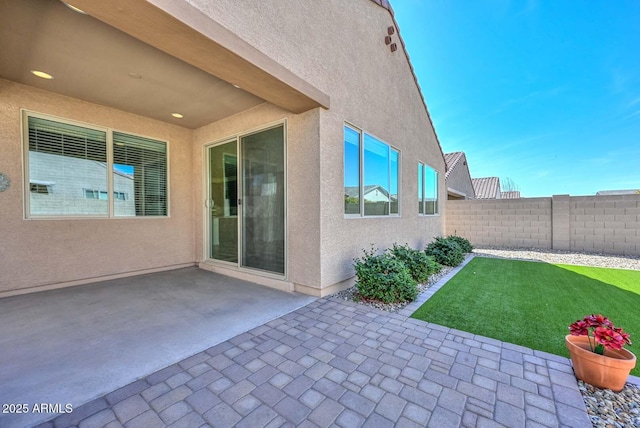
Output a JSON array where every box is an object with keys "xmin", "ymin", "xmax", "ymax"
[
  {"xmin": 28, "ymin": 116, "xmax": 108, "ymax": 216},
  {"xmin": 24, "ymin": 113, "xmax": 168, "ymax": 218}
]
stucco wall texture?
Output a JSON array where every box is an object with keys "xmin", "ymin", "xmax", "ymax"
[
  {"xmin": 186, "ymin": 0, "xmax": 446, "ymax": 292},
  {"xmin": 0, "ymin": 79, "xmax": 195, "ymax": 295},
  {"xmin": 0, "ymin": 0, "xmax": 446, "ymax": 296},
  {"xmin": 446, "ymin": 195, "xmax": 640, "ymax": 256}
]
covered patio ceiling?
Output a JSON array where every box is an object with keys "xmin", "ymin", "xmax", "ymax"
[{"xmin": 0, "ymin": 0, "xmax": 329, "ymax": 129}]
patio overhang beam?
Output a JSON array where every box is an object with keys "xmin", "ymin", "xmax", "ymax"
[{"xmin": 68, "ymin": 0, "xmax": 330, "ymax": 114}]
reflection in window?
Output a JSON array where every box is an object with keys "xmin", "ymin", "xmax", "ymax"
[
  {"xmin": 390, "ymin": 150, "xmax": 399, "ymax": 215},
  {"xmin": 344, "ymin": 124, "xmax": 400, "ymax": 217},
  {"xmin": 418, "ymin": 164, "xmax": 424, "ymax": 215},
  {"xmin": 30, "ymin": 183, "xmax": 51, "ymax": 194},
  {"xmin": 344, "ymin": 126, "xmax": 361, "ymax": 214},
  {"xmin": 113, "ymin": 133, "xmax": 167, "ymax": 217},
  {"xmin": 364, "ymin": 134, "xmax": 390, "ymax": 216},
  {"xmin": 25, "ymin": 113, "xmax": 167, "ymax": 218},
  {"xmin": 418, "ymin": 163, "xmax": 438, "ymax": 215}
]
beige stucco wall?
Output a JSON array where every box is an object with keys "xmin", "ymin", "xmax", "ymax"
[
  {"xmin": 1, "ymin": 0, "xmax": 447, "ymax": 297},
  {"xmin": 0, "ymin": 79, "xmax": 195, "ymax": 295},
  {"xmin": 446, "ymin": 195, "xmax": 640, "ymax": 256},
  {"xmin": 183, "ymin": 0, "xmax": 445, "ymax": 293},
  {"xmin": 316, "ymin": 5, "xmax": 445, "ymax": 290}
]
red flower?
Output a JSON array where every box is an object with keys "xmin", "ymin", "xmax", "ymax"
[
  {"xmin": 569, "ymin": 320, "xmax": 589, "ymax": 336},
  {"xmin": 568, "ymin": 314, "xmax": 632, "ymax": 354},
  {"xmin": 614, "ymin": 327, "xmax": 632, "ymax": 346},
  {"xmin": 586, "ymin": 314, "xmax": 611, "ymax": 328},
  {"xmin": 594, "ymin": 327, "xmax": 628, "ymax": 350}
]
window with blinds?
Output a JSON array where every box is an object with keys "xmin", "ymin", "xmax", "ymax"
[
  {"xmin": 27, "ymin": 116, "xmax": 108, "ymax": 216},
  {"xmin": 113, "ymin": 132, "xmax": 167, "ymax": 217},
  {"xmin": 24, "ymin": 112, "xmax": 168, "ymax": 218}
]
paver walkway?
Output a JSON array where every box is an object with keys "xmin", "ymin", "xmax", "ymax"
[{"xmin": 40, "ymin": 276, "xmax": 592, "ymax": 427}]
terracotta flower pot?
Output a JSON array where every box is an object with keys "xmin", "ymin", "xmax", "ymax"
[{"xmin": 565, "ymin": 334, "xmax": 636, "ymax": 392}]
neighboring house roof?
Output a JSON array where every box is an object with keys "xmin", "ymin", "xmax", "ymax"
[
  {"xmin": 443, "ymin": 152, "xmax": 464, "ymax": 180},
  {"xmin": 472, "ymin": 177, "xmax": 501, "ymax": 199},
  {"xmin": 344, "ymin": 185, "xmax": 397, "ymax": 201},
  {"xmin": 368, "ymin": 0, "xmax": 447, "ymax": 175},
  {"xmin": 444, "ymin": 151, "xmax": 476, "ymax": 199},
  {"xmin": 596, "ymin": 189, "xmax": 640, "ymax": 196},
  {"xmin": 501, "ymin": 191, "xmax": 521, "ymax": 199}
]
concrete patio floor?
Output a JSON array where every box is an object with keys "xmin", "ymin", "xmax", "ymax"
[
  {"xmin": 0, "ymin": 268, "xmax": 316, "ymax": 428},
  {"xmin": 30, "ymin": 260, "xmax": 594, "ymax": 428}
]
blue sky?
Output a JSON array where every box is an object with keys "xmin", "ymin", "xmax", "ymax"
[{"xmin": 391, "ymin": 1, "xmax": 640, "ymax": 197}]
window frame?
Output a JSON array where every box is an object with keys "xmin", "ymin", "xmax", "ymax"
[
  {"xmin": 343, "ymin": 123, "xmax": 401, "ymax": 218},
  {"xmin": 22, "ymin": 110, "xmax": 170, "ymax": 220},
  {"xmin": 418, "ymin": 162, "xmax": 439, "ymax": 216}
]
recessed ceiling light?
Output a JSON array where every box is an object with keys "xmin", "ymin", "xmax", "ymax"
[
  {"xmin": 61, "ymin": 1, "xmax": 87, "ymax": 14},
  {"xmin": 171, "ymin": 113, "xmax": 183, "ymax": 119},
  {"xmin": 31, "ymin": 70, "xmax": 54, "ymax": 80},
  {"xmin": 128, "ymin": 72, "xmax": 142, "ymax": 79},
  {"xmin": 232, "ymin": 84, "xmax": 241, "ymax": 89}
]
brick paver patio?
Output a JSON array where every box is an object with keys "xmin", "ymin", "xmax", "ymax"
[{"xmin": 39, "ymin": 270, "xmax": 592, "ymax": 428}]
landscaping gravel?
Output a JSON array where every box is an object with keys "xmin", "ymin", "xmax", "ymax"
[
  {"xmin": 579, "ymin": 381, "xmax": 640, "ymax": 428},
  {"xmin": 473, "ymin": 247, "xmax": 640, "ymax": 271}
]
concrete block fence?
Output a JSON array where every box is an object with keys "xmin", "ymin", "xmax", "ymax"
[{"xmin": 445, "ymin": 194, "xmax": 640, "ymax": 256}]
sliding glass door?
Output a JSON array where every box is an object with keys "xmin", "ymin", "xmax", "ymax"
[
  {"xmin": 208, "ymin": 125, "xmax": 285, "ymax": 276},
  {"xmin": 208, "ymin": 141, "xmax": 238, "ymax": 263}
]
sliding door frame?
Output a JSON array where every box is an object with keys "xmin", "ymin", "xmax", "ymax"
[{"xmin": 203, "ymin": 119, "xmax": 287, "ymax": 280}]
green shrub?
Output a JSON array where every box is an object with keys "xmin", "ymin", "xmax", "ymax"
[
  {"xmin": 425, "ymin": 255, "xmax": 443, "ymax": 275},
  {"xmin": 354, "ymin": 247, "xmax": 418, "ymax": 303},
  {"xmin": 446, "ymin": 235, "xmax": 473, "ymax": 253},
  {"xmin": 390, "ymin": 243, "xmax": 439, "ymax": 284},
  {"xmin": 425, "ymin": 237, "xmax": 465, "ymax": 267}
]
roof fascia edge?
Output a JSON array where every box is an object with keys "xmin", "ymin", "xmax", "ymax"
[
  {"xmin": 447, "ymin": 187, "xmax": 467, "ymax": 197},
  {"xmin": 371, "ymin": 1, "xmax": 447, "ymax": 173}
]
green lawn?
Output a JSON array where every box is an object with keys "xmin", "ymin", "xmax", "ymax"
[{"xmin": 411, "ymin": 257, "xmax": 640, "ymax": 377}]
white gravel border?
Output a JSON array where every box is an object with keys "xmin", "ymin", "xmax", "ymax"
[{"xmin": 473, "ymin": 247, "xmax": 640, "ymax": 271}]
